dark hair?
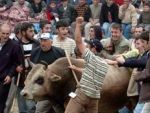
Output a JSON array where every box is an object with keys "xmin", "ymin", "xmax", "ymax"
[
  {"xmin": 111, "ymin": 23, "xmax": 122, "ymax": 31},
  {"xmin": 14, "ymin": 23, "xmax": 22, "ymax": 34},
  {"xmin": 135, "ymin": 24, "xmax": 145, "ymax": 30},
  {"xmin": 56, "ymin": 20, "xmax": 69, "ymax": 29},
  {"xmin": 21, "ymin": 22, "xmax": 34, "ymax": 32},
  {"xmin": 143, "ymin": 2, "xmax": 150, "ymax": 7},
  {"xmin": 39, "ymin": 19, "xmax": 51, "ymax": 29},
  {"xmin": 139, "ymin": 31, "xmax": 150, "ymax": 42},
  {"xmin": 90, "ymin": 25, "xmax": 103, "ymax": 41}
]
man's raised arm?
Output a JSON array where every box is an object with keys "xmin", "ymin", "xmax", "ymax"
[{"xmin": 75, "ymin": 17, "xmax": 86, "ymax": 55}]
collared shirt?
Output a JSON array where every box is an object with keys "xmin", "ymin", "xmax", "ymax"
[{"xmin": 80, "ymin": 49, "xmax": 108, "ymax": 99}]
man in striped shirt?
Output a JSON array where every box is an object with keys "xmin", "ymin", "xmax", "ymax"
[{"xmin": 65, "ymin": 17, "xmax": 108, "ymax": 113}]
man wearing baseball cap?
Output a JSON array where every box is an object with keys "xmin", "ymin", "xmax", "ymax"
[
  {"xmin": 30, "ymin": 33, "xmax": 65, "ymax": 113},
  {"xmin": 84, "ymin": 39, "xmax": 103, "ymax": 54}
]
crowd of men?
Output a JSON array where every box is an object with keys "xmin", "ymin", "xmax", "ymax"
[{"xmin": 0, "ymin": 0, "xmax": 150, "ymax": 113}]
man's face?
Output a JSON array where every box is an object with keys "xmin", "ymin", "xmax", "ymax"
[
  {"xmin": 33, "ymin": 0, "xmax": 41, "ymax": 4},
  {"xmin": 135, "ymin": 39, "xmax": 145, "ymax": 54},
  {"xmin": 134, "ymin": 27, "xmax": 143, "ymax": 37},
  {"xmin": 140, "ymin": 39, "xmax": 149, "ymax": 52},
  {"xmin": 143, "ymin": 5, "xmax": 150, "ymax": 12},
  {"xmin": 123, "ymin": 0, "xmax": 130, "ymax": 7},
  {"xmin": 57, "ymin": 27, "xmax": 68, "ymax": 39},
  {"xmin": 89, "ymin": 28, "xmax": 95, "ymax": 39},
  {"xmin": 0, "ymin": 26, "xmax": 11, "ymax": 43},
  {"xmin": 40, "ymin": 39, "xmax": 52, "ymax": 51},
  {"xmin": 24, "ymin": 27, "xmax": 35, "ymax": 41},
  {"xmin": 111, "ymin": 28, "xmax": 122, "ymax": 41},
  {"xmin": 18, "ymin": 0, "xmax": 25, "ymax": 5},
  {"xmin": 79, "ymin": 0, "xmax": 86, "ymax": 5},
  {"xmin": 93, "ymin": 0, "xmax": 100, "ymax": 5}
]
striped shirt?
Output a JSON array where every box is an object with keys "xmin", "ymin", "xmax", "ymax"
[
  {"xmin": 80, "ymin": 49, "xmax": 108, "ymax": 99},
  {"xmin": 53, "ymin": 37, "xmax": 76, "ymax": 56}
]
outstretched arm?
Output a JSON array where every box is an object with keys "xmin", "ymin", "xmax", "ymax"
[{"xmin": 75, "ymin": 17, "xmax": 86, "ymax": 55}]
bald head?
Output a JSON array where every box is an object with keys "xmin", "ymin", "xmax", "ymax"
[{"xmin": 0, "ymin": 24, "xmax": 11, "ymax": 43}]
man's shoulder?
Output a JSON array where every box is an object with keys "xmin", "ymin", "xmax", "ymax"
[
  {"xmin": 52, "ymin": 46, "xmax": 65, "ymax": 52},
  {"xmin": 120, "ymin": 37, "xmax": 130, "ymax": 46}
]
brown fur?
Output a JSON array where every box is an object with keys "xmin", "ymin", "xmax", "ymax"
[{"xmin": 23, "ymin": 57, "xmax": 132, "ymax": 113}]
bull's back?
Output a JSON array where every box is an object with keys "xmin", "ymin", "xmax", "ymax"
[{"xmin": 99, "ymin": 65, "xmax": 131, "ymax": 113}]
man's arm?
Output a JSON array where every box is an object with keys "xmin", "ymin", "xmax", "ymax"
[{"xmin": 75, "ymin": 17, "xmax": 86, "ymax": 55}]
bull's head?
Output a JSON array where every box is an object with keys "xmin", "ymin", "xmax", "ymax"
[
  {"xmin": 21, "ymin": 63, "xmax": 49, "ymax": 100},
  {"xmin": 21, "ymin": 63, "xmax": 63, "ymax": 100}
]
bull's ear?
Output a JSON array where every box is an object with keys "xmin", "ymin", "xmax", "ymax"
[{"xmin": 49, "ymin": 74, "xmax": 62, "ymax": 82}]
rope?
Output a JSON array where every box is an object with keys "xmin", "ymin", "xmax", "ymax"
[{"xmin": 65, "ymin": 50, "xmax": 80, "ymax": 87}]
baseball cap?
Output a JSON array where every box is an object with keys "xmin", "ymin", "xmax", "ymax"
[
  {"xmin": 84, "ymin": 39, "xmax": 103, "ymax": 52},
  {"xmin": 40, "ymin": 33, "xmax": 53, "ymax": 40}
]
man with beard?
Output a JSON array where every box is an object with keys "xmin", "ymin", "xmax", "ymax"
[
  {"xmin": 31, "ymin": 33, "xmax": 65, "ymax": 113},
  {"xmin": 16, "ymin": 22, "xmax": 39, "ymax": 113},
  {"xmin": 53, "ymin": 20, "xmax": 76, "ymax": 57}
]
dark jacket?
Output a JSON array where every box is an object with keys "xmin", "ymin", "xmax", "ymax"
[
  {"xmin": 119, "ymin": 51, "xmax": 150, "ymax": 71},
  {"xmin": 15, "ymin": 39, "xmax": 39, "ymax": 87},
  {"xmin": 136, "ymin": 56, "xmax": 150, "ymax": 103},
  {"xmin": 57, "ymin": 3, "xmax": 75, "ymax": 24},
  {"xmin": 0, "ymin": 39, "xmax": 21, "ymax": 81},
  {"xmin": 31, "ymin": 46, "xmax": 65, "ymax": 64},
  {"xmin": 100, "ymin": 2, "xmax": 120, "ymax": 25}
]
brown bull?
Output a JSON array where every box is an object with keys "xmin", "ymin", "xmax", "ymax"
[{"xmin": 21, "ymin": 57, "xmax": 132, "ymax": 113}]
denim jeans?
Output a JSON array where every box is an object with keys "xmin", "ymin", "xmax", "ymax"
[
  {"xmin": 134, "ymin": 103, "xmax": 144, "ymax": 113},
  {"xmin": 102, "ymin": 22, "xmax": 111, "ymax": 38},
  {"xmin": 141, "ymin": 102, "xmax": 150, "ymax": 113},
  {"xmin": 17, "ymin": 87, "xmax": 36, "ymax": 113},
  {"xmin": 122, "ymin": 24, "xmax": 132, "ymax": 39},
  {"xmin": 118, "ymin": 106, "xmax": 130, "ymax": 113}
]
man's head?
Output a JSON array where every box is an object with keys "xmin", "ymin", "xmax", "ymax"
[
  {"xmin": 39, "ymin": 33, "xmax": 53, "ymax": 52},
  {"xmin": 56, "ymin": 20, "xmax": 69, "ymax": 39},
  {"xmin": 18, "ymin": 0, "xmax": 25, "ymax": 5},
  {"xmin": 0, "ymin": 24, "xmax": 11, "ymax": 43},
  {"xmin": 39, "ymin": 20, "xmax": 51, "ymax": 33},
  {"xmin": 92, "ymin": 0, "xmax": 100, "ymax": 5},
  {"xmin": 21, "ymin": 22, "xmax": 35, "ymax": 41},
  {"xmin": 123, "ymin": 0, "xmax": 130, "ymax": 7},
  {"xmin": 110, "ymin": 23, "xmax": 122, "ymax": 42},
  {"xmin": 138, "ymin": 31, "xmax": 150, "ymax": 51},
  {"xmin": 62, "ymin": 0, "xmax": 68, "ymax": 7},
  {"xmin": 107, "ymin": 0, "xmax": 114, "ymax": 6},
  {"xmin": 85, "ymin": 39, "xmax": 103, "ymax": 53},
  {"xmin": 79, "ymin": 0, "xmax": 86, "ymax": 5},
  {"xmin": 143, "ymin": 2, "xmax": 150, "ymax": 12},
  {"xmin": 134, "ymin": 25, "xmax": 145, "ymax": 38},
  {"xmin": 14, "ymin": 23, "xmax": 22, "ymax": 40}
]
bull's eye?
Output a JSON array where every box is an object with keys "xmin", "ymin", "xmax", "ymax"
[{"xmin": 34, "ymin": 76, "xmax": 44, "ymax": 85}]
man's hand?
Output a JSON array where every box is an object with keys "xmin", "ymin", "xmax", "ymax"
[
  {"xmin": 116, "ymin": 56, "xmax": 125, "ymax": 64},
  {"xmin": 76, "ymin": 17, "xmax": 84, "ymax": 25},
  {"xmin": 16, "ymin": 65, "xmax": 23, "ymax": 73},
  {"xmin": 4, "ymin": 76, "xmax": 11, "ymax": 85}
]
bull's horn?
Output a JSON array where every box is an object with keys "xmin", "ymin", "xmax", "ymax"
[
  {"xmin": 27, "ymin": 59, "xmax": 35, "ymax": 67},
  {"xmin": 50, "ymin": 74, "xmax": 61, "ymax": 82}
]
